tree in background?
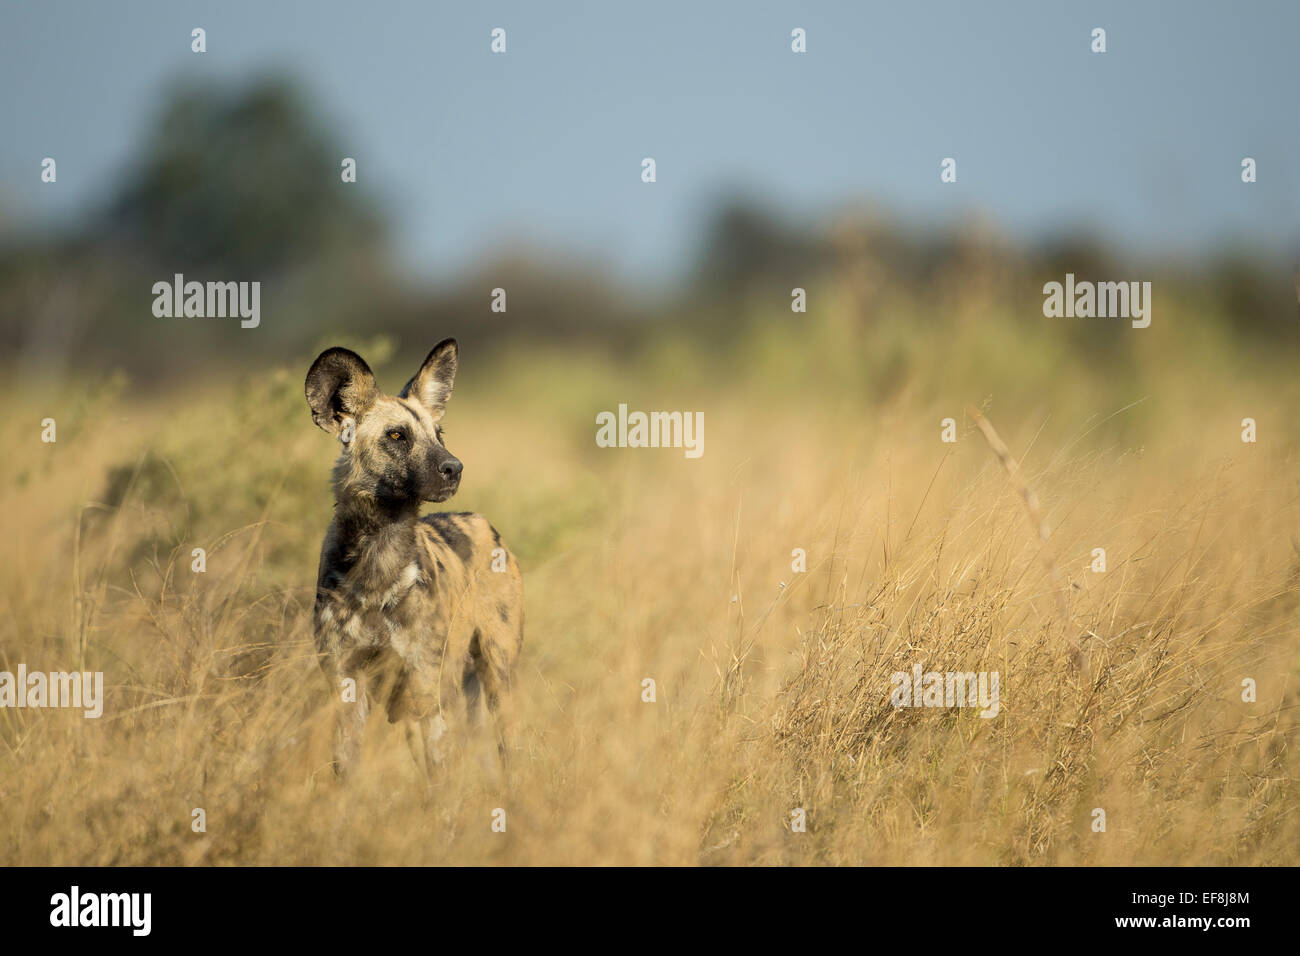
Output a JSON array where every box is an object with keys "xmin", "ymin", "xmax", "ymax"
[{"xmin": 104, "ymin": 76, "xmax": 383, "ymax": 277}]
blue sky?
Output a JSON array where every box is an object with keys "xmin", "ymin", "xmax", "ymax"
[{"xmin": 2, "ymin": 0, "xmax": 1296, "ymax": 287}]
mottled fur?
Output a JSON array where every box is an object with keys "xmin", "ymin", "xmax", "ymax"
[{"xmin": 305, "ymin": 339, "xmax": 523, "ymax": 778}]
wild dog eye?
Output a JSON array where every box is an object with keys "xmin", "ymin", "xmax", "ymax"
[{"xmin": 387, "ymin": 430, "xmax": 405, "ymax": 442}]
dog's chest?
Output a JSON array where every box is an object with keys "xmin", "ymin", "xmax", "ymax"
[{"xmin": 315, "ymin": 549, "xmax": 435, "ymax": 664}]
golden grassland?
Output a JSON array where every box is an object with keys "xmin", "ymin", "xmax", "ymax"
[{"xmin": 2, "ymin": 303, "xmax": 1298, "ymax": 865}]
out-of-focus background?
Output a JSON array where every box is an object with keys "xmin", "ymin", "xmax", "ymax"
[
  {"xmin": 1, "ymin": 1, "xmax": 1297, "ymax": 865},
  {"xmin": 3, "ymin": 0, "xmax": 1299, "ymax": 379}
]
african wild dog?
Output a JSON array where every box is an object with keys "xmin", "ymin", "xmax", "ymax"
[{"xmin": 305, "ymin": 339, "xmax": 523, "ymax": 778}]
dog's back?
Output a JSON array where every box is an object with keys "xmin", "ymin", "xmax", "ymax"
[{"xmin": 411, "ymin": 511, "xmax": 523, "ymax": 721}]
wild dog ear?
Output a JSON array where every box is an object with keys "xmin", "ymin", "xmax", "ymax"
[
  {"xmin": 305, "ymin": 348, "xmax": 378, "ymax": 438},
  {"xmin": 400, "ymin": 338, "xmax": 458, "ymax": 416}
]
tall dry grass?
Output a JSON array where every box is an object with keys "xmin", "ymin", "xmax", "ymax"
[{"xmin": 1, "ymin": 321, "xmax": 1297, "ymax": 865}]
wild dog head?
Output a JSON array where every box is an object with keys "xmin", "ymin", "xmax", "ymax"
[{"xmin": 305, "ymin": 339, "xmax": 463, "ymax": 507}]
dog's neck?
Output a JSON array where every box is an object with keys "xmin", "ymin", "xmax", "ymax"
[
  {"xmin": 324, "ymin": 495, "xmax": 422, "ymax": 592},
  {"xmin": 328, "ymin": 449, "xmax": 421, "ymax": 543},
  {"xmin": 333, "ymin": 493, "xmax": 419, "ymax": 541}
]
